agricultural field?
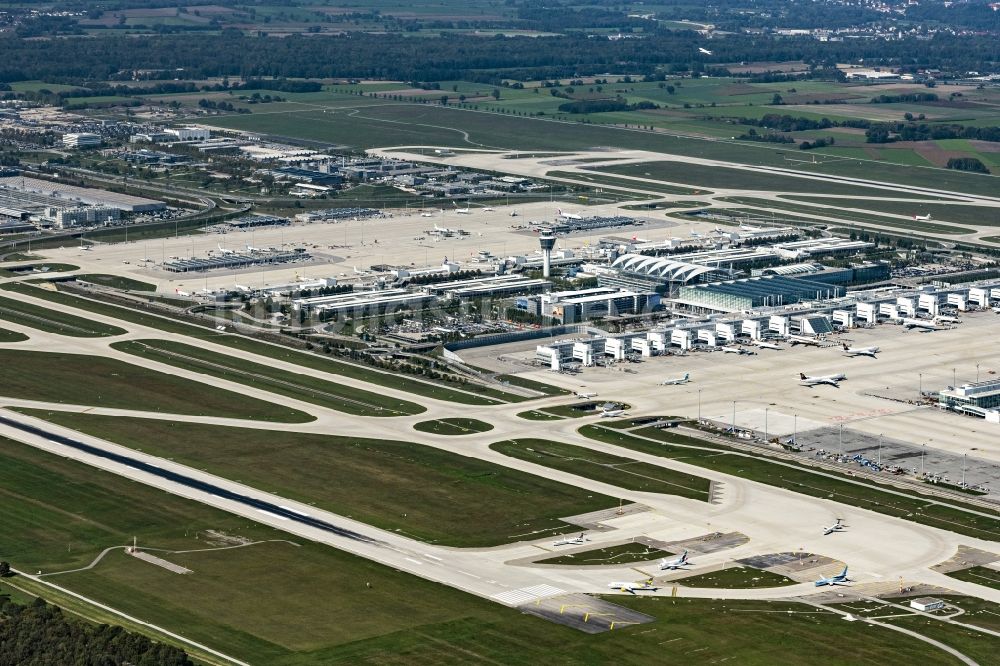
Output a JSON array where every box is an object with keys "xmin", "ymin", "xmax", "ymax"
[{"xmin": 18, "ymin": 411, "xmax": 618, "ymax": 547}]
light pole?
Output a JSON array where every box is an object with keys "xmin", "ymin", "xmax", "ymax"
[
  {"xmin": 919, "ymin": 372, "xmax": 923, "ymax": 396},
  {"xmin": 839, "ymin": 424, "xmax": 843, "ymax": 457},
  {"xmin": 793, "ymin": 414, "xmax": 797, "ymax": 445},
  {"xmin": 976, "ymin": 364, "xmax": 980, "ymax": 383},
  {"xmin": 920, "ymin": 443, "xmax": 926, "ymax": 476},
  {"xmin": 962, "ymin": 453, "xmax": 967, "ymax": 488},
  {"xmin": 697, "ymin": 388, "xmax": 702, "ymax": 422},
  {"xmin": 732, "ymin": 401, "xmax": 736, "ymax": 433},
  {"xmin": 953, "ymin": 367, "xmax": 957, "ymax": 388},
  {"xmin": 877, "ymin": 433, "xmax": 882, "ymax": 467},
  {"xmin": 764, "ymin": 407, "xmax": 768, "ymax": 443}
]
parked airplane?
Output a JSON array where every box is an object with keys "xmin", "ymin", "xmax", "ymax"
[
  {"xmin": 557, "ymin": 207, "xmax": 583, "ymax": 221},
  {"xmin": 660, "ymin": 373, "xmax": 691, "ymax": 385},
  {"xmin": 815, "ymin": 566, "xmax": 850, "ymax": 587},
  {"xmin": 658, "ymin": 550, "xmax": 690, "ymax": 570},
  {"xmin": 246, "ymin": 244, "xmax": 261, "ymax": 253},
  {"xmin": 420, "ymin": 212, "xmax": 434, "ymax": 218},
  {"xmin": 174, "ymin": 289, "xmax": 191, "ymax": 297},
  {"xmin": 575, "ymin": 391, "xmax": 598, "ymax": 399},
  {"xmin": 753, "ymin": 339, "xmax": 783, "ymax": 350},
  {"xmin": 789, "ymin": 335, "xmax": 821, "ymax": 347},
  {"xmin": 913, "ymin": 213, "xmax": 931, "ymax": 221},
  {"xmin": 901, "ymin": 317, "xmax": 944, "ymax": 332},
  {"xmin": 552, "ymin": 533, "xmax": 587, "ymax": 546},
  {"xmin": 600, "ymin": 408, "xmax": 628, "ymax": 418},
  {"xmin": 481, "ymin": 206, "xmax": 494, "ymax": 212},
  {"xmin": 842, "ymin": 343, "xmax": 879, "ymax": 358},
  {"xmin": 453, "ymin": 202, "xmax": 471, "ymax": 215},
  {"xmin": 698, "ymin": 47, "xmax": 713, "ymax": 55},
  {"xmin": 799, "ymin": 372, "xmax": 847, "ymax": 387},
  {"xmin": 934, "ymin": 314, "xmax": 961, "ymax": 325},
  {"xmin": 823, "ymin": 519, "xmax": 846, "ymax": 535},
  {"xmin": 608, "ymin": 579, "xmax": 658, "ymax": 593},
  {"xmin": 216, "ymin": 244, "xmax": 236, "ymax": 255},
  {"xmin": 722, "ymin": 346, "xmax": 755, "ymax": 355}
]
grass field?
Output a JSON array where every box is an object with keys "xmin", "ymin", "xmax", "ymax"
[
  {"xmin": 75, "ymin": 274, "xmax": 157, "ymax": 291},
  {"xmin": 782, "ymin": 196, "xmax": 1000, "ymax": 228},
  {"xmin": 1, "ymin": 435, "xmax": 971, "ymax": 665},
  {"xmin": 199, "ymin": 94, "xmax": 1000, "ymax": 197},
  {"xmin": 112, "ymin": 339, "xmax": 424, "ymax": 417},
  {"xmin": 944, "ymin": 566, "xmax": 1000, "ymax": 591},
  {"xmin": 546, "ymin": 170, "xmax": 700, "ymax": 196},
  {"xmin": 490, "ymin": 438, "xmax": 712, "ymax": 502},
  {"xmin": 594, "ymin": 161, "xmax": 938, "ymax": 198},
  {"xmin": 532, "ymin": 401, "xmax": 631, "ymax": 418},
  {"xmin": 412, "ymin": 418, "xmax": 494, "ymax": 435},
  {"xmin": 0, "ymin": 295, "xmax": 127, "ymax": 337},
  {"xmin": 538, "ymin": 542, "xmax": 672, "ymax": 566},
  {"xmin": 2, "ymin": 282, "xmax": 511, "ymax": 405},
  {"xmin": 0, "ymin": 262, "xmax": 79, "ymax": 276},
  {"xmin": 496, "ymin": 374, "xmax": 570, "ymax": 396},
  {"xmin": 19, "ymin": 412, "xmax": 616, "ymax": 547},
  {"xmin": 672, "ymin": 566, "xmax": 797, "ymax": 589},
  {"xmin": 581, "ymin": 425, "xmax": 1000, "ymax": 541},
  {"xmin": 1, "ymin": 350, "xmax": 312, "ymax": 422},
  {"xmin": 0, "ymin": 327, "xmax": 28, "ymax": 342}
]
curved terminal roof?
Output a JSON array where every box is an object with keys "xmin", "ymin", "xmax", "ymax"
[
  {"xmin": 759, "ymin": 263, "xmax": 824, "ymax": 276},
  {"xmin": 611, "ymin": 253, "xmax": 715, "ymax": 283}
]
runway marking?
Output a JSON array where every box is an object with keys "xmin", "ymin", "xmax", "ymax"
[
  {"xmin": 279, "ymin": 505, "xmax": 311, "ymax": 517},
  {"xmin": 256, "ymin": 509, "xmax": 288, "ymax": 521},
  {"xmin": 423, "ymin": 553, "xmax": 442, "ymax": 561},
  {"xmin": 404, "ymin": 557, "xmax": 423, "ymax": 566},
  {"xmin": 491, "ymin": 584, "xmax": 565, "ymax": 606},
  {"xmin": 457, "ymin": 570, "xmax": 481, "ymax": 579}
]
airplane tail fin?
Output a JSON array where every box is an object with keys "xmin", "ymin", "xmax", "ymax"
[
  {"xmin": 839, "ymin": 566, "xmax": 848, "ymax": 578},
  {"xmin": 799, "ymin": 373, "xmax": 807, "ymax": 380},
  {"xmin": 683, "ymin": 373, "xmax": 689, "ymax": 380},
  {"xmin": 843, "ymin": 343, "xmax": 849, "ymax": 350}
]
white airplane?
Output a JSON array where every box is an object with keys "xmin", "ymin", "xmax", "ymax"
[
  {"xmin": 600, "ymin": 408, "xmax": 628, "ymax": 418},
  {"xmin": 722, "ymin": 346, "xmax": 755, "ymax": 355},
  {"xmin": 174, "ymin": 288, "xmax": 191, "ymax": 297},
  {"xmin": 690, "ymin": 228, "xmax": 703, "ymax": 238},
  {"xmin": 842, "ymin": 343, "xmax": 879, "ymax": 358},
  {"xmin": 935, "ymin": 314, "xmax": 961, "ymax": 325},
  {"xmin": 575, "ymin": 391, "xmax": 598, "ymax": 399},
  {"xmin": 246, "ymin": 244, "xmax": 261, "ymax": 253},
  {"xmin": 799, "ymin": 372, "xmax": 847, "ymax": 387},
  {"xmin": 608, "ymin": 579, "xmax": 658, "ymax": 593},
  {"xmin": 815, "ymin": 566, "xmax": 850, "ymax": 587},
  {"xmin": 216, "ymin": 244, "xmax": 236, "ymax": 255},
  {"xmin": 233, "ymin": 281, "xmax": 250, "ymax": 292},
  {"xmin": 658, "ymin": 550, "xmax": 690, "ymax": 570},
  {"xmin": 901, "ymin": 317, "xmax": 944, "ymax": 332},
  {"xmin": 788, "ymin": 335, "xmax": 821, "ymax": 347},
  {"xmin": 913, "ymin": 213, "xmax": 931, "ymax": 221},
  {"xmin": 420, "ymin": 212, "xmax": 434, "ymax": 218},
  {"xmin": 753, "ymin": 339, "xmax": 783, "ymax": 350},
  {"xmin": 481, "ymin": 206, "xmax": 494, "ymax": 212},
  {"xmin": 453, "ymin": 202, "xmax": 471, "ymax": 215},
  {"xmin": 552, "ymin": 533, "xmax": 587, "ymax": 546},
  {"xmin": 660, "ymin": 373, "xmax": 691, "ymax": 385},
  {"xmin": 699, "ymin": 47, "xmax": 713, "ymax": 55},
  {"xmin": 557, "ymin": 208, "xmax": 583, "ymax": 221},
  {"xmin": 823, "ymin": 519, "xmax": 846, "ymax": 535}
]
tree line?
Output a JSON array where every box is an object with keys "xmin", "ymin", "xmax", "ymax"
[{"xmin": 0, "ymin": 592, "xmax": 193, "ymax": 666}]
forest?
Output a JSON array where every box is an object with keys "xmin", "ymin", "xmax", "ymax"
[{"xmin": 0, "ymin": 31, "xmax": 997, "ymax": 85}]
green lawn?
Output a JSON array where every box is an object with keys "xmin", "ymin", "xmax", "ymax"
[
  {"xmin": 1, "ymin": 350, "xmax": 312, "ymax": 422},
  {"xmin": 0, "ymin": 436, "xmax": 969, "ymax": 665},
  {"xmin": 18, "ymin": 412, "xmax": 616, "ymax": 547},
  {"xmin": 491, "ymin": 438, "xmax": 711, "ymax": 502},
  {"xmin": 0, "ymin": 327, "xmax": 28, "ymax": 342},
  {"xmin": 671, "ymin": 566, "xmax": 797, "ymax": 589},
  {"xmin": 2, "ymin": 283, "xmax": 510, "ymax": 405},
  {"xmin": 496, "ymin": 374, "xmax": 570, "ymax": 396},
  {"xmin": 782, "ymin": 196, "xmax": 1000, "ymax": 228},
  {"xmin": 546, "ymin": 170, "xmax": 699, "ymax": 195},
  {"xmin": 595, "ymin": 161, "xmax": 938, "ymax": 198},
  {"xmin": 944, "ymin": 566, "xmax": 1000, "ymax": 591},
  {"xmin": 75, "ymin": 274, "xmax": 157, "ymax": 291},
  {"xmin": 538, "ymin": 542, "xmax": 673, "ymax": 565},
  {"xmin": 534, "ymin": 401, "xmax": 631, "ymax": 418},
  {"xmin": 581, "ymin": 425, "xmax": 1000, "ymax": 541},
  {"xmin": 412, "ymin": 418, "xmax": 494, "ymax": 435},
  {"xmin": 0, "ymin": 295, "xmax": 127, "ymax": 337},
  {"xmin": 516, "ymin": 409, "xmax": 566, "ymax": 421},
  {"xmin": 113, "ymin": 339, "xmax": 425, "ymax": 417}
]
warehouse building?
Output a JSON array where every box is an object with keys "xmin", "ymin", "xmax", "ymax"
[{"xmin": 62, "ymin": 132, "xmax": 102, "ymax": 149}]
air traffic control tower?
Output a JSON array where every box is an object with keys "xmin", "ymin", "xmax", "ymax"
[{"xmin": 539, "ymin": 233, "xmax": 557, "ymax": 278}]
